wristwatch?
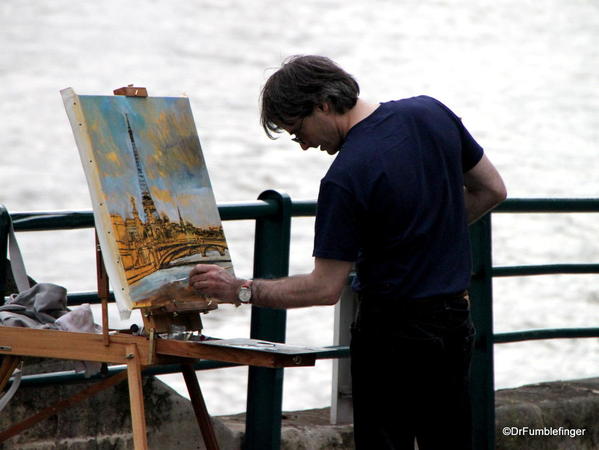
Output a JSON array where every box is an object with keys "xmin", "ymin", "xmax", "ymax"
[{"xmin": 238, "ymin": 280, "xmax": 253, "ymax": 304}]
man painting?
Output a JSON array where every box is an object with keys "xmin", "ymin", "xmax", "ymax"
[{"xmin": 190, "ymin": 55, "xmax": 506, "ymax": 449}]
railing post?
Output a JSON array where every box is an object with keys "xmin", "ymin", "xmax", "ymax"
[
  {"xmin": 469, "ymin": 214, "xmax": 495, "ymax": 450},
  {"xmin": 0, "ymin": 205, "xmax": 10, "ymax": 297},
  {"xmin": 244, "ymin": 190, "xmax": 291, "ymax": 450},
  {"xmin": 330, "ymin": 284, "xmax": 357, "ymax": 425}
]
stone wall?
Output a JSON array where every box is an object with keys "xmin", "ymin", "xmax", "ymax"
[
  {"xmin": 495, "ymin": 377, "xmax": 599, "ymax": 450},
  {"xmin": 0, "ymin": 374, "xmax": 238, "ymax": 450}
]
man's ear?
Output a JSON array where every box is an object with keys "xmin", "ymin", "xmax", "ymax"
[{"xmin": 318, "ymin": 102, "xmax": 331, "ymax": 113}]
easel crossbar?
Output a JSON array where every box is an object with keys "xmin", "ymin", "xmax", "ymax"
[
  {"xmin": 0, "ymin": 327, "xmax": 159, "ymax": 365},
  {"xmin": 0, "ymin": 370, "xmax": 127, "ymax": 443}
]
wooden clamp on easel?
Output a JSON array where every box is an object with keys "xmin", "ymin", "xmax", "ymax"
[{"xmin": 113, "ymin": 84, "xmax": 148, "ymax": 98}]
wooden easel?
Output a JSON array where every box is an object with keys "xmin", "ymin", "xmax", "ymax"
[{"xmin": 0, "ymin": 86, "xmax": 325, "ymax": 448}]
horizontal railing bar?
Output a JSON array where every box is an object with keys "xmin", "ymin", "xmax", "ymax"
[
  {"xmin": 9, "ymin": 200, "xmax": 320, "ymax": 232},
  {"xmin": 495, "ymin": 198, "xmax": 599, "ymax": 213},
  {"xmin": 12, "ymin": 212, "xmax": 95, "ymax": 231},
  {"xmin": 10, "ymin": 201, "xmax": 280, "ymax": 231},
  {"xmin": 494, "ymin": 327, "xmax": 599, "ymax": 343},
  {"xmin": 10, "ymin": 197, "xmax": 599, "ymax": 232},
  {"xmin": 68, "ymin": 291, "xmax": 114, "ymax": 305},
  {"xmin": 290, "ymin": 200, "xmax": 317, "ymax": 217},
  {"xmin": 218, "ymin": 201, "xmax": 279, "ymax": 220},
  {"xmin": 493, "ymin": 264, "xmax": 599, "ymax": 277}
]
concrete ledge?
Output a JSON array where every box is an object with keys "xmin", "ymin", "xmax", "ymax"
[
  {"xmin": 218, "ymin": 408, "xmax": 354, "ymax": 450},
  {"xmin": 496, "ymin": 377, "xmax": 599, "ymax": 449}
]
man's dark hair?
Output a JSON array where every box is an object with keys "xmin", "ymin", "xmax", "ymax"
[{"xmin": 260, "ymin": 55, "xmax": 360, "ymax": 139}]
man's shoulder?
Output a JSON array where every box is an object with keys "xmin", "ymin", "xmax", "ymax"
[
  {"xmin": 384, "ymin": 95, "xmax": 447, "ymax": 113},
  {"xmin": 383, "ymin": 96, "xmax": 464, "ymax": 134}
]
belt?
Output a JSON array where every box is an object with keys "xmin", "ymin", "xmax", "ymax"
[{"xmin": 357, "ymin": 290, "xmax": 469, "ymax": 317}]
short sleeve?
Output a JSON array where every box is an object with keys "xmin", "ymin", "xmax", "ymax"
[
  {"xmin": 459, "ymin": 121, "xmax": 484, "ymax": 172},
  {"xmin": 429, "ymin": 97, "xmax": 484, "ymax": 172},
  {"xmin": 313, "ymin": 180, "xmax": 360, "ymax": 262}
]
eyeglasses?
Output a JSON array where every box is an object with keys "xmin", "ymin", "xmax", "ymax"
[{"xmin": 291, "ymin": 117, "xmax": 306, "ymax": 145}]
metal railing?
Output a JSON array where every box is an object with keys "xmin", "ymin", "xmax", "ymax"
[
  {"xmin": 469, "ymin": 198, "xmax": 599, "ymax": 450},
  {"xmin": 2, "ymin": 195, "xmax": 599, "ymax": 449}
]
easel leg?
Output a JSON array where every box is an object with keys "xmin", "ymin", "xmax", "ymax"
[
  {"xmin": 95, "ymin": 232, "xmax": 110, "ymax": 346},
  {"xmin": 181, "ymin": 362, "xmax": 220, "ymax": 450},
  {"xmin": 126, "ymin": 345, "xmax": 148, "ymax": 450},
  {"xmin": 0, "ymin": 356, "xmax": 21, "ymax": 393}
]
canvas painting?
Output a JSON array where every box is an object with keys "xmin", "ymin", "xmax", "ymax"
[{"xmin": 61, "ymin": 88, "xmax": 233, "ymax": 317}]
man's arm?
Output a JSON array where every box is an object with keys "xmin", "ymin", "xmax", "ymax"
[
  {"xmin": 464, "ymin": 154, "xmax": 507, "ymax": 224},
  {"xmin": 189, "ymin": 257, "xmax": 353, "ymax": 309}
]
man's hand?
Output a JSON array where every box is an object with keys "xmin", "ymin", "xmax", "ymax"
[{"xmin": 189, "ymin": 264, "xmax": 243, "ymax": 304}]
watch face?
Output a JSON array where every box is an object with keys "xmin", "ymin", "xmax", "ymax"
[{"xmin": 239, "ymin": 286, "xmax": 252, "ymax": 303}]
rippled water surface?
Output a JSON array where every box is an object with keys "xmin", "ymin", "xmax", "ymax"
[{"xmin": 1, "ymin": 0, "xmax": 598, "ymax": 415}]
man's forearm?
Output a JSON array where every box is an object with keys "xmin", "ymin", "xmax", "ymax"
[
  {"xmin": 252, "ymin": 273, "xmax": 340, "ymax": 309},
  {"xmin": 189, "ymin": 258, "xmax": 352, "ymax": 309},
  {"xmin": 463, "ymin": 154, "xmax": 507, "ymax": 224},
  {"xmin": 464, "ymin": 188, "xmax": 501, "ymax": 224}
]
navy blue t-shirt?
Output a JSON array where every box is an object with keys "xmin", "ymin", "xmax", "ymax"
[{"xmin": 313, "ymin": 96, "xmax": 484, "ymax": 300}]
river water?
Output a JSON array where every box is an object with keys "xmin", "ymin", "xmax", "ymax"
[{"xmin": 1, "ymin": 0, "xmax": 598, "ymax": 415}]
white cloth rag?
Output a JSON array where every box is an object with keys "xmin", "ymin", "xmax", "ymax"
[{"xmin": 55, "ymin": 304, "xmax": 102, "ymax": 377}]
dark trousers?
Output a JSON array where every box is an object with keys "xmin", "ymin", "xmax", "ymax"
[{"xmin": 350, "ymin": 292, "xmax": 475, "ymax": 450}]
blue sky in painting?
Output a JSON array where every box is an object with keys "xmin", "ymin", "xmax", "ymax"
[{"xmin": 78, "ymin": 95, "xmax": 220, "ymax": 227}]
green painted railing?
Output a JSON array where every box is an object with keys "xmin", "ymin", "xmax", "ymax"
[
  {"xmin": 470, "ymin": 198, "xmax": 599, "ymax": 450},
  {"xmin": 2, "ymin": 196, "xmax": 599, "ymax": 449}
]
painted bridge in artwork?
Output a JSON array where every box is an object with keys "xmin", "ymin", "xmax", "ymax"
[
  {"xmin": 117, "ymin": 234, "xmax": 229, "ymax": 285},
  {"xmin": 154, "ymin": 238, "xmax": 229, "ymax": 268}
]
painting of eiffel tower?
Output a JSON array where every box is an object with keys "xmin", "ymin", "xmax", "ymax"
[{"xmin": 62, "ymin": 88, "xmax": 233, "ymax": 316}]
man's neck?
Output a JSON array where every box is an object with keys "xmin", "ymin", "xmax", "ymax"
[{"xmin": 341, "ymin": 98, "xmax": 380, "ymax": 136}]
